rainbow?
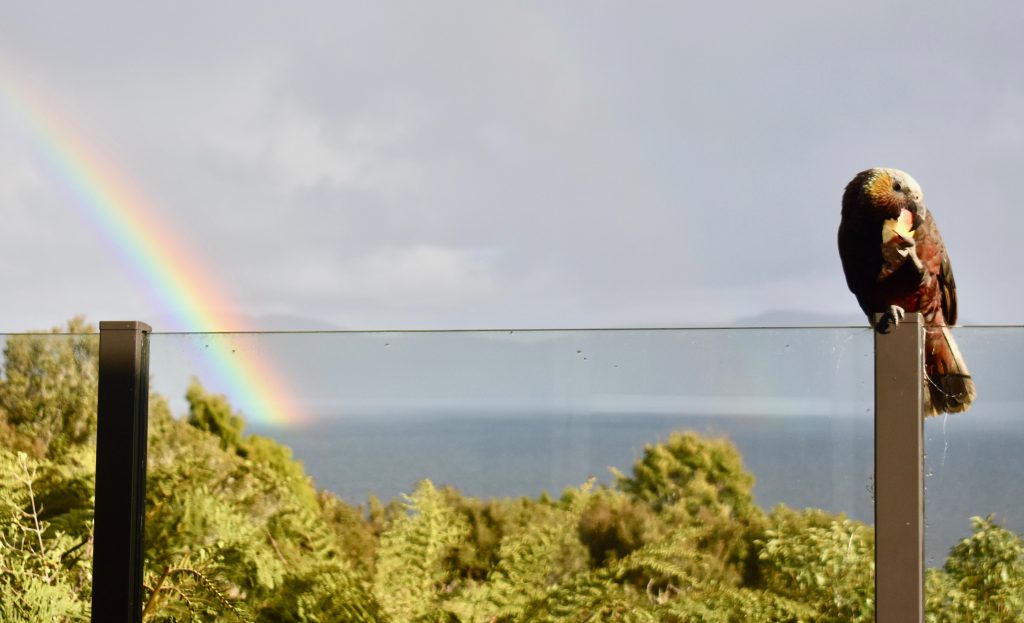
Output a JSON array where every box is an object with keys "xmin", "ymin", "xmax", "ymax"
[{"xmin": 0, "ymin": 63, "xmax": 301, "ymax": 427}]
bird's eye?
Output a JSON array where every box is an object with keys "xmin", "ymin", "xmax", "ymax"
[{"xmin": 893, "ymin": 182, "xmax": 903, "ymax": 192}]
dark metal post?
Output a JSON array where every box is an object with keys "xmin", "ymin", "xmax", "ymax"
[
  {"xmin": 874, "ymin": 312, "xmax": 924, "ymax": 623},
  {"xmin": 92, "ymin": 321, "xmax": 152, "ymax": 623}
]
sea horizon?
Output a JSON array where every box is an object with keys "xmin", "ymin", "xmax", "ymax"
[{"xmin": 252, "ymin": 411, "xmax": 1023, "ymax": 567}]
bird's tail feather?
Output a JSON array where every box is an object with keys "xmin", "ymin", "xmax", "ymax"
[{"xmin": 924, "ymin": 325, "xmax": 976, "ymax": 416}]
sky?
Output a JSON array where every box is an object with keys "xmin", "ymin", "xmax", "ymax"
[{"xmin": 1, "ymin": 1, "xmax": 1022, "ymax": 333}]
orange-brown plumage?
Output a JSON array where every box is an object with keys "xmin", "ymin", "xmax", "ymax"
[{"xmin": 838, "ymin": 168, "xmax": 975, "ymax": 416}]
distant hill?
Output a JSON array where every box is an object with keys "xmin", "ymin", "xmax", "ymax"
[
  {"xmin": 243, "ymin": 314, "xmax": 344, "ymax": 332},
  {"xmin": 730, "ymin": 309, "xmax": 865, "ymax": 327},
  {"xmin": 144, "ymin": 312, "xmax": 344, "ymax": 332}
]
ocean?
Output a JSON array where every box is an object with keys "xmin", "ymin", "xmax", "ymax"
[{"xmin": 257, "ymin": 412, "xmax": 1024, "ymax": 566}]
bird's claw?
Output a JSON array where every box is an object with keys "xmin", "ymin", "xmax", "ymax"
[{"xmin": 876, "ymin": 305, "xmax": 905, "ymax": 334}]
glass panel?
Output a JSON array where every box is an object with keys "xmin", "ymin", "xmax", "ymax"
[
  {"xmin": 0, "ymin": 330, "xmax": 99, "ymax": 621},
  {"xmin": 141, "ymin": 327, "xmax": 875, "ymax": 620},
  {"xmin": 924, "ymin": 326, "xmax": 1024, "ymax": 618}
]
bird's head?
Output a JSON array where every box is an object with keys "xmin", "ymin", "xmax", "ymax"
[{"xmin": 842, "ymin": 167, "xmax": 928, "ymax": 229}]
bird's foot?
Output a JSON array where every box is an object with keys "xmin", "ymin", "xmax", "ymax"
[{"xmin": 876, "ymin": 305, "xmax": 905, "ymax": 334}]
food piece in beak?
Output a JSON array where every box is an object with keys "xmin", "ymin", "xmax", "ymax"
[{"xmin": 878, "ymin": 209, "xmax": 922, "ymax": 281}]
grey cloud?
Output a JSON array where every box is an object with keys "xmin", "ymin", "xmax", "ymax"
[{"xmin": 0, "ymin": 1, "xmax": 1021, "ymax": 331}]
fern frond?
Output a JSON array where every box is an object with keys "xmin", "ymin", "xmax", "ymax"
[
  {"xmin": 483, "ymin": 482, "xmax": 592, "ymax": 615},
  {"xmin": 374, "ymin": 479, "xmax": 469, "ymax": 621}
]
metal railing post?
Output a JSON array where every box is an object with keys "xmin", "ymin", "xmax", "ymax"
[
  {"xmin": 92, "ymin": 321, "xmax": 152, "ymax": 623},
  {"xmin": 874, "ymin": 312, "xmax": 924, "ymax": 622}
]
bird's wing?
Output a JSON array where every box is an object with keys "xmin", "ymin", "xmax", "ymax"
[
  {"xmin": 939, "ymin": 251, "xmax": 958, "ymax": 326},
  {"xmin": 837, "ymin": 220, "xmax": 879, "ymax": 317}
]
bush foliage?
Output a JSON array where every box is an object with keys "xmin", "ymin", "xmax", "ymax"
[{"xmin": 1, "ymin": 319, "xmax": 1021, "ymax": 621}]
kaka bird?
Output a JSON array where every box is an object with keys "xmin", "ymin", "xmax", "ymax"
[{"xmin": 838, "ymin": 167, "xmax": 975, "ymax": 416}]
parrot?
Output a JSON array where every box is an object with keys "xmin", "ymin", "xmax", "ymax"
[{"xmin": 838, "ymin": 167, "xmax": 975, "ymax": 416}]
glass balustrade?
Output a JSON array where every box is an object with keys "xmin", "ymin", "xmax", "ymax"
[
  {"xmin": 142, "ymin": 327, "xmax": 876, "ymax": 621},
  {"xmin": 922, "ymin": 327, "xmax": 1024, "ymax": 620}
]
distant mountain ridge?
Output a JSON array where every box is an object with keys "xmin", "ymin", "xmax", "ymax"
[
  {"xmin": 144, "ymin": 313, "xmax": 344, "ymax": 332},
  {"xmin": 731, "ymin": 309, "xmax": 865, "ymax": 327}
]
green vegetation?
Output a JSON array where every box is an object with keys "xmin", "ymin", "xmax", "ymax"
[{"xmin": 1, "ymin": 319, "xmax": 1022, "ymax": 621}]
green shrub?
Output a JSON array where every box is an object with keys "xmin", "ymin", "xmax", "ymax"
[
  {"xmin": 756, "ymin": 506, "xmax": 875, "ymax": 623},
  {"xmin": 926, "ymin": 516, "xmax": 1024, "ymax": 623}
]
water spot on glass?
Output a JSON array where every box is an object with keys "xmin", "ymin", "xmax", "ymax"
[
  {"xmin": 384, "ymin": 343, "xmax": 391, "ymax": 348},
  {"xmin": 576, "ymin": 349, "xmax": 582, "ymax": 354}
]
